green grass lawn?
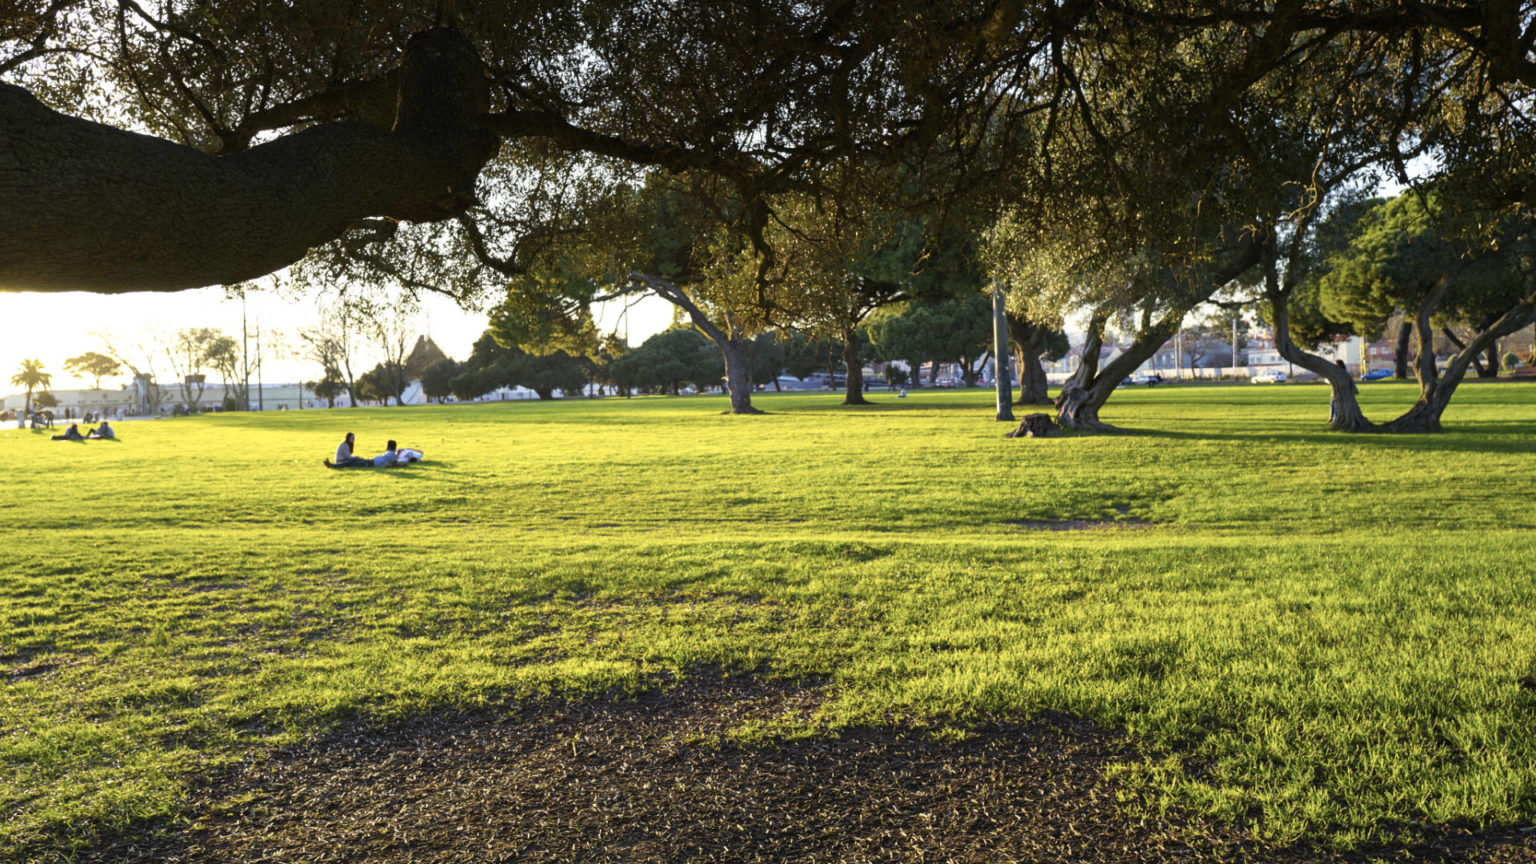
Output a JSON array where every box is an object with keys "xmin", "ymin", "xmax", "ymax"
[{"xmin": 3, "ymin": 381, "xmax": 1535, "ymax": 858}]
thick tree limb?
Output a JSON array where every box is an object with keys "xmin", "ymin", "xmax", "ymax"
[
  {"xmin": 0, "ymin": 28, "xmax": 498, "ymax": 293},
  {"xmin": 481, "ymin": 109, "xmax": 759, "ymax": 180},
  {"xmin": 218, "ymin": 71, "xmax": 403, "ymax": 154}
]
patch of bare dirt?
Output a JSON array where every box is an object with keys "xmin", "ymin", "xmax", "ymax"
[{"xmin": 75, "ymin": 677, "xmax": 1535, "ymax": 864}]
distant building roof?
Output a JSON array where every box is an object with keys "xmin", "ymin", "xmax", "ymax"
[{"xmin": 404, "ymin": 335, "xmax": 450, "ymax": 378}]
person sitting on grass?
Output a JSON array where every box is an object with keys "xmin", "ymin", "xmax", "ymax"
[
  {"xmin": 87, "ymin": 421, "xmax": 115, "ymax": 439},
  {"xmin": 324, "ymin": 432, "xmax": 374, "ymax": 469},
  {"xmin": 51, "ymin": 423, "xmax": 85, "ymax": 441}
]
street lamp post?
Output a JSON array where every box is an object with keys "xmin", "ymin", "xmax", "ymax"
[{"xmin": 992, "ymin": 288, "xmax": 1014, "ymax": 422}]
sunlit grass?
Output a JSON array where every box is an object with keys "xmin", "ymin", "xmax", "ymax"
[{"xmin": 2, "ymin": 381, "xmax": 1534, "ymax": 856}]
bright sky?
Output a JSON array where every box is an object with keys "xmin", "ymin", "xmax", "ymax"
[{"xmin": 0, "ymin": 281, "xmax": 674, "ymax": 394}]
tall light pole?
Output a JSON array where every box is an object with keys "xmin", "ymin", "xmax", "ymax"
[
  {"xmin": 1231, "ymin": 313, "xmax": 1240, "ymax": 376},
  {"xmin": 240, "ymin": 287, "xmax": 250, "ymax": 410},
  {"xmin": 255, "ymin": 323, "xmax": 264, "ymax": 411},
  {"xmin": 992, "ymin": 287, "xmax": 1014, "ymax": 422}
]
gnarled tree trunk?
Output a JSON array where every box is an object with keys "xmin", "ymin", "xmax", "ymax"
[
  {"xmin": 1007, "ymin": 313, "xmax": 1052, "ymax": 405},
  {"xmin": 1383, "ymin": 286, "xmax": 1456, "ymax": 432},
  {"xmin": 1056, "ymin": 312, "xmax": 1188, "ymax": 432},
  {"xmin": 1055, "ymin": 242, "xmax": 1261, "ymax": 432},
  {"xmin": 1054, "ymin": 313, "xmax": 1110, "ymax": 430},
  {"xmin": 1257, "ymin": 235, "xmax": 1374, "ymax": 431},
  {"xmin": 1382, "ymin": 280, "xmax": 1536, "ymax": 432},
  {"xmin": 1266, "ymin": 283, "xmax": 1372, "ymax": 432}
]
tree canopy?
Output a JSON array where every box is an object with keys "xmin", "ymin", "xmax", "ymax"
[
  {"xmin": 608, "ymin": 327, "xmax": 723, "ymax": 396},
  {"xmin": 9, "ymin": 2, "xmax": 1532, "ymax": 293},
  {"xmin": 63, "ymin": 351, "xmax": 121, "ymax": 390},
  {"xmin": 450, "ymin": 330, "xmax": 589, "ymax": 401},
  {"xmin": 8, "ymin": 1, "xmax": 1536, "ymax": 434}
]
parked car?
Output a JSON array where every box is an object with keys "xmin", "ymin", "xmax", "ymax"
[
  {"xmin": 1362, "ymin": 368, "xmax": 1393, "ymax": 381},
  {"xmin": 1251, "ymin": 370, "xmax": 1287, "ymax": 383}
]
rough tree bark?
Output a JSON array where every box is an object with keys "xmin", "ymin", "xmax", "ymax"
[
  {"xmin": 840, "ymin": 324, "xmax": 869, "ymax": 405},
  {"xmin": 0, "ymin": 29, "xmax": 499, "ymax": 292},
  {"xmin": 1383, "ymin": 286, "xmax": 1454, "ymax": 432},
  {"xmin": 719, "ymin": 338, "xmax": 759, "ymax": 413},
  {"xmin": 1007, "ymin": 313, "xmax": 1052, "ymax": 405},
  {"xmin": 1056, "ymin": 314, "xmax": 1185, "ymax": 431},
  {"xmin": 1053, "ymin": 312, "xmax": 1110, "ymax": 429},
  {"xmin": 1393, "ymin": 320, "xmax": 1413, "ymax": 379}
]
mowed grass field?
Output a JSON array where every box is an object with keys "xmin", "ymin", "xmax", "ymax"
[{"xmin": 3, "ymin": 381, "xmax": 1535, "ymax": 859}]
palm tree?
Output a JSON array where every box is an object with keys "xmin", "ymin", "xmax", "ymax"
[{"xmin": 11, "ymin": 359, "xmax": 51, "ymax": 418}]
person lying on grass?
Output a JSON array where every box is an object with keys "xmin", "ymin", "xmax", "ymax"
[
  {"xmin": 50, "ymin": 423, "xmax": 85, "ymax": 441},
  {"xmin": 369, "ymin": 440, "xmax": 400, "ymax": 467},
  {"xmin": 371, "ymin": 441, "xmax": 426, "ymax": 466}
]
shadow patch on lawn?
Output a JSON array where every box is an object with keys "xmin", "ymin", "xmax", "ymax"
[
  {"xmin": 1007, "ymin": 518, "xmax": 1154, "ymax": 531},
  {"xmin": 74, "ymin": 677, "xmax": 1536, "ymax": 864}
]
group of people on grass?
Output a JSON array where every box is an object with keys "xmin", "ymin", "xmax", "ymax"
[
  {"xmin": 325, "ymin": 432, "xmax": 423, "ymax": 469},
  {"xmin": 50, "ymin": 420, "xmax": 114, "ymax": 441}
]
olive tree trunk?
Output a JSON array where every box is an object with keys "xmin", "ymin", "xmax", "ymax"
[
  {"xmin": 1007, "ymin": 313, "xmax": 1052, "ymax": 405},
  {"xmin": 841, "ymin": 324, "xmax": 869, "ymax": 405},
  {"xmin": 1055, "ymin": 242, "xmax": 1261, "ymax": 432},
  {"xmin": 1263, "ymin": 251, "xmax": 1372, "ymax": 431},
  {"xmin": 1382, "ymin": 279, "xmax": 1536, "ymax": 432},
  {"xmin": 721, "ymin": 339, "xmax": 759, "ymax": 414},
  {"xmin": 1055, "ymin": 311, "xmax": 1183, "ymax": 431}
]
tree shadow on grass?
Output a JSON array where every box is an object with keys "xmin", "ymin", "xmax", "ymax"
[
  {"xmin": 779, "ymin": 397, "xmax": 1000, "ymax": 415},
  {"xmin": 1124, "ymin": 423, "xmax": 1535, "ymax": 456},
  {"xmin": 67, "ymin": 675, "xmax": 1536, "ymax": 864},
  {"xmin": 321, "ymin": 461, "xmax": 464, "ymax": 481}
]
